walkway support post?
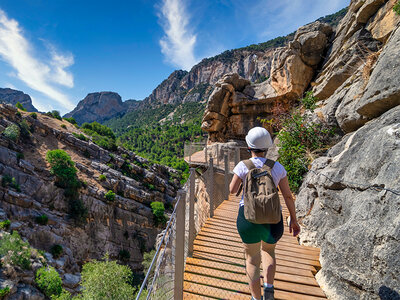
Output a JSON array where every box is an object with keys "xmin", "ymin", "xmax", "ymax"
[
  {"xmin": 224, "ymin": 152, "xmax": 229, "ymax": 200},
  {"xmin": 174, "ymin": 190, "xmax": 186, "ymax": 300},
  {"xmin": 209, "ymin": 158, "xmax": 214, "ymax": 218},
  {"xmin": 216, "ymin": 144, "xmax": 220, "ymax": 167},
  {"xmin": 188, "ymin": 168, "xmax": 195, "ymax": 257},
  {"xmin": 204, "ymin": 144, "xmax": 208, "ymax": 163},
  {"xmin": 235, "ymin": 147, "xmax": 240, "ymax": 166},
  {"xmin": 189, "ymin": 144, "xmax": 192, "ymax": 163}
]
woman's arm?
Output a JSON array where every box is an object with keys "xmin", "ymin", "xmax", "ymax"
[
  {"xmin": 229, "ymin": 174, "xmax": 242, "ymax": 194},
  {"xmin": 278, "ymin": 176, "xmax": 300, "ymax": 236}
]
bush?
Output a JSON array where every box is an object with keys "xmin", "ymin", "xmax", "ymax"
[
  {"xmin": 46, "ymin": 150, "xmax": 78, "ymax": 188},
  {"xmin": 105, "ymin": 190, "xmax": 116, "ymax": 202},
  {"xmin": 72, "ymin": 132, "xmax": 88, "ymax": 141},
  {"xmin": 1, "ymin": 175, "xmax": 21, "ymax": 192},
  {"xmin": 150, "ymin": 202, "xmax": 166, "ymax": 225},
  {"xmin": 15, "ymin": 111, "xmax": 21, "ymax": 118},
  {"xmin": 83, "ymin": 149, "xmax": 91, "ymax": 158},
  {"xmin": 3, "ymin": 124, "xmax": 20, "ymax": 141},
  {"xmin": 77, "ymin": 254, "xmax": 135, "ymax": 300},
  {"xmin": 35, "ymin": 266, "xmax": 63, "ymax": 297},
  {"xmin": 98, "ymin": 174, "xmax": 107, "ymax": 182},
  {"xmin": 61, "ymin": 124, "xmax": 66, "ymax": 129},
  {"xmin": 118, "ymin": 249, "xmax": 130, "ymax": 261},
  {"xmin": 277, "ymin": 112, "xmax": 334, "ymax": 192},
  {"xmin": 301, "ymin": 91, "xmax": 318, "ymax": 111},
  {"xmin": 30, "ymin": 112, "xmax": 37, "ymax": 119},
  {"xmin": 142, "ymin": 250, "xmax": 156, "ymax": 274},
  {"xmin": 15, "ymin": 102, "xmax": 27, "ymax": 111},
  {"xmin": 46, "ymin": 110, "xmax": 62, "ymax": 120},
  {"xmin": 50, "ymin": 244, "xmax": 63, "ymax": 258},
  {"xmin": 69, "ymin": 198, "xmax": 88, "ymax": 223},
  {"xmin": 35, "ymin": 214, "xmax": 49, "ymax": 225},
  {"xmin": 63, "ymin": 117, "xmax": 77, "ymax": 125},
  {"xmin": 0, "ymin": 219, "xmax": 11, "ymax": 229},
  {"xmin": 0, "ymin": 231, "xmax": 31, "ymax": 269},
  {"xmin": 394, "ymin": 1, "xmax": 400, "ymax": 15},
  {"xmin": 19, "ymin": 120, "xmax": 31, "ymax": 139},
  {"xmin": 17, "ymin": 152, "xmax": 24, "ymax": 161},
  {"xmin": 0, "ymin": 286, "xmax": 10, "ymax": 297}
]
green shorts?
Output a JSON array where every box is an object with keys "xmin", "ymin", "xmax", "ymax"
[{"xmin": 236, "ymin": 206, "xmax": 284, "ymax": 244}]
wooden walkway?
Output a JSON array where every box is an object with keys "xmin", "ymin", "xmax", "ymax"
[{"xmin": 183, "ymin": 194, "xmax": 326, "ymax": 300}]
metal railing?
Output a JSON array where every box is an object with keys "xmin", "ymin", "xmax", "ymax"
[{"xmin": 136, "ymin": 144, "xmax": 244, "ymax": 299}]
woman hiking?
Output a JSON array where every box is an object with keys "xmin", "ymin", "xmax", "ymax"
[{"xmin": 229, "ymin": 127, "xmax": 300, "ymax": 300}]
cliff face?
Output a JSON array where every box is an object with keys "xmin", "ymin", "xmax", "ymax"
[
  {"xmin": 0, "ymin": 104, "xmax": 179, "ymax": 297},
  {"xmin": 64, "ymin": 92, "xmax": 139, "ymax": 125},
  {"xmin": 201, "ymin": 0, "xmax": 400, "ymax": 298},
  {"xmin": 0, "ymin": 88, "xmax": 38, "ymax": 112}
]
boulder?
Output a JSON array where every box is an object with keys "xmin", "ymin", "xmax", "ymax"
[{"xmin": 296, "ymin": 105, "xmax": 400, "ymax": 299}]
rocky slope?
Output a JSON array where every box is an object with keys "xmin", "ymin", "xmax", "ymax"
[
  {"xmin": 0, "ymin": 88, "xmax": 38, "ymax": 113},
  {"xmin": 64, "ymin": 92, "xmax": 139, "ymax": 125},
  {"xmin": 200, "ymin": 0, "xmax": 400, "ymax": 299},
  {"xmin": 0, "ymin": 104, "xmax": 179, "ymax": 298}
]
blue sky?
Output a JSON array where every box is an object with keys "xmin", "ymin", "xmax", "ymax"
[{"xmin": 0, "ymin": 0, "xmax": 349, "ymax": 114}]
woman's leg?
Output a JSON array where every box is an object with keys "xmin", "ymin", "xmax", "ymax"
[
  {"xmin": 244, "ymin": 242, "xmax": 262, "ymax": 299},
  {"xmin": 261, "ymin": 241, "xmax": 276, "ymax": 284}
]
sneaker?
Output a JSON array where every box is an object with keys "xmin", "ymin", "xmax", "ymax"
[{"xmin": 263, "ymin": 286, "xmax": 274, "ymax": 300}]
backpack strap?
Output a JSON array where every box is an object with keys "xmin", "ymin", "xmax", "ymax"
[
  {"xmin": 243, "ymin": 159, "xmax": 256, "ymax": 171},
  {"xmin": 260, "ymin": 159, "xmax": 277, "ymax": 188}
]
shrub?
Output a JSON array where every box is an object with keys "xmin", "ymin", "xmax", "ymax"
[
  {"xmin": 142, "ymin": 250, "xmax": 156, "ymax": 274},
  {"xmin": 46, "ymin": 150, "xmax": 78, "ymax": 188},
  {"xmin": 3, "ymin": 124, "xmax": 20, "ymax": 141},
  {"xmin": 35, "ymin": 266, "xmax": 63, "ymax": 297},
  {"xmin": 30, "ymin": 112, "xmax": 37, "ymax": 119},
  {"xmin": 50, "ymin": 289, "xmax": 72, "ymax": 300},
  {"xmin": 83, "ymin": 149, "xmax": 91, "ymax": 158},
  {"xmin": 50, "ymin": 244, "xmax": 63, "ymax": 258},
  {"xmin": 69, "ymin": 198, "xmax": 88, "ymax": 223},
  {"xmin": 98, "ymin": 174, "xmax": 107, "ymax": 182},
  {"xmin": 16, "ymin": 152, "xmax": 24, "ymax": 161},
  {"xmin": 72, "ymin": 132, "xmax": 88, "ymax": 141},
  {"xmin": 35, "ymin": 214, "xmax": 49, "ymax": 225},
  {"xmin": 1, "ymin": 175, "xmax": 21, "ymax": 192},
  {"xmin": 15, "ymin": 102, "xmax": 27, "ymax": 111},
  {"xmin": 15, "ymin": 111, "xmax": 21, "ymax": 117},
  {"xmin": 301, "ymin": 91, "xmax": 318, "ymax": 111},
  {"xmin": 61, "ymin": 124, "xmax": 66, "ymax": 129},
  {"xmin": 277, "ymin": 112, "xmax": 334, "ymax": 192},
  {"xmin": 77, "ymin": 254, "xmax": 135, "ymax": 300},
  {"xmin": 150, "ymin": 202, "xmax": 166, "ymax": 225},
  {"xmin": 0, "ymin": 219, "xmax": 11, "ymax": 229},
  {"xmin": 63, "ymin": 117, "xmax": 77, "ymax": 125},
  {"xmin": 19, "ymin": 120, "xmax": 31, "ymax": 139},
  {"xmin": 0, "ymin": 231, "xmax": 31, "ymax": 269},
  {"xmin": 105, "ymin": 190, "xmax": 116, "ymax": 202},
  {"xmin": 394, "ymin": 1, "xmax": 400, "ymax": 15},
  {"xmin": 0, "ymin": 286, "xmax": 10, "ymax": 297},
  {"xmin": 118, "ymin": 249, "xmax": 130, "ymax": 261},
  {"xmin": 51, "ymin": 111, "xmax": 62, "ymax": 120}
]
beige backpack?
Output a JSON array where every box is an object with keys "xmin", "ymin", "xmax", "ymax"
[{"xmin": 242, "ymin": 159, "xmax": 281, "ymax": 224}]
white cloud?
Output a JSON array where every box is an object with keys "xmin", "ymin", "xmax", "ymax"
[
  {"xmin": 0, "ymin": 9, "xmax": 75, "ymax": 111},
  {"xmin": 4, "ymin": 82, "xmax": 16, "ymax": 89},
  {"xmin": 158, "ymin": 0, "xmax": 198, "ymax": 71}
]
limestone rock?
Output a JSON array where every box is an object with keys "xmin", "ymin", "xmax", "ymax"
[
  {"xmin": 357, "ymin": 25, "xmax": 400, "ymax": 119},
  {"xmin": 296, "ymin": 105, "xmax": 400, "ymax": 299},
  {"xmin": 0, "ymin": 88, "xmax": 38, "ymax": 112},
  {"xmin": 64, "ymin": 92, "xmax": 128, "ymax": 125}
]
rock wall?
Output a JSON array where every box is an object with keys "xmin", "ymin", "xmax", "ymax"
[
  {"xmin": 0, "ymin": 104, "xmax": 179, "ymax": 297},
  {"xmin": 202, "ymin": 21, "xmax": 332, "ymax": 142}
]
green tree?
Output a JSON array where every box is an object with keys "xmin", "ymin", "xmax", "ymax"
[
  {"xmin": 35, "ymin": 266, "xmax": 63, "ymax": 297},
  {"xmin": 77, "ymin": 255, "xmax": 135, "ymax": 300},
  {"xmin": 15, "ymin": 101, "xmax": 27, "ymax": 111}
]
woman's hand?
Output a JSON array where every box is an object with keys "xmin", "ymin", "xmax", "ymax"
[{"xmin": 289, "ymin": 217, "xmax": 300, "ymax": 237}]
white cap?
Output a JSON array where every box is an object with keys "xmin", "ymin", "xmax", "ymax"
[{"xmin": 245, "ymin": 127, "xmax": 272, "ymax": 150}]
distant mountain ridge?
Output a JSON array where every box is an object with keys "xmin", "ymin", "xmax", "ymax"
[
  {"xmin": 65, "ymin": 7, "xmax": 347, "ymax": 123},
  {"xmin": 0, "ymin": 88, "xmax": 38, "ymax": 112}
]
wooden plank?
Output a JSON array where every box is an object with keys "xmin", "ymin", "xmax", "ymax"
[
  {"xmin": 194, "ymin": 239, "xmax": 320, "ymax": 261},
  {"xmin": 193, "ymin": 250, "xmax": 317, "ymax": 273},
  {"xmin": 183, "ymin": 281, "xmax": 249, "ymax": 300},
  {"xmin": 185, "ymin": 257, "xmax": 315, "ymax": 278},
  {"xmin": 185, "ymin": 273, "xmax": 326, "ymax": 298},
  {"xmin": 185, "ymin": 264, "xmax": 319, "ymax": 287}
]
